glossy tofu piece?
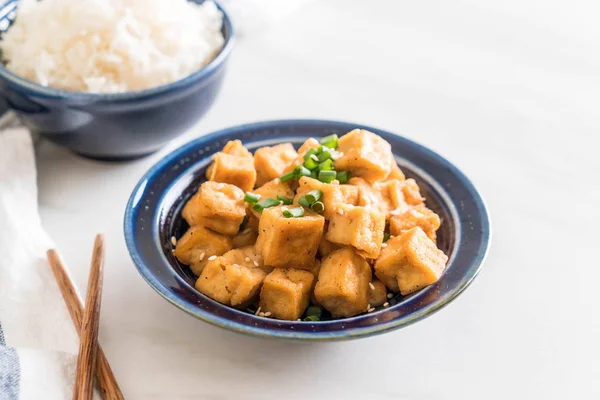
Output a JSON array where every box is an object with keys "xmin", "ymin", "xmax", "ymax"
[
  {"xmin": 207, "ymin": 152, "xmax": 256, "ymax": 192},
  {"xmin": 318, "ymin": 237, "xmax": 341, "ymax": 258},
  {"xmin": 205, "ymin": 140, "xmax": 252, "ymax": 179},
  {"xmin": 368, "ymin": 278, "xmax": 387, "ymax": 307},
  {"xmin": 232, "ymin": 227, "xmax": 258, "ymax": 249},
  {"xmin": 386, "ymin": 156, "xmax": 406, "ymax": 181},
  {"xmin": 390, "ymin": 205, "xmax": 441, "ymax": 242},
  {"xmin": 196, "ymin": 251, "xmax": 268, "ymax": 308},
  {"xmin": 350, "ymin": 177, "xmax": 413, "ymax": 220},
  {"xmin": 401, "ymin": 178, "xmax": 425, "ymax": 206},
  {"xmin": 314, "ymin": 247, "xmax": 372, "ymax": 317},
  {"xmin": 254, "ymin": 144, "xmax": 298, "ymax": 187},
  {"xmin": 250, "ymin": 178, "xmax": 295, "ymax": 219},
  {"xmin": 335, "ymin": 129, "xmax": 392, "ymax": 182},
  {"xmin": 283, "ymin": 138, "xmax": 321, "ymax": 174},
  {"xmin": 255, "ymin": 206, "xmax": 325, "ymax": 268},
  {"xmin": 182, "ymin": 181, "xmax": 246, "ymax": 236},
  {"xmin": 375, "ymin": 227, "xmax": 448, "ymax": 294},
  {"xmin": 294, "ymin": 177, "xmax": 359, "ymax": 219},
  {"xmin": 325, "ymin": 204, "xmax": 385, "ymax": 259},
  {"xmin": 173, "ymin": 226, "xmax": 233, "ymax": 276},
  {"xmin": 259, "ymin": 268, "xmax": 314, "ymax": 320}
]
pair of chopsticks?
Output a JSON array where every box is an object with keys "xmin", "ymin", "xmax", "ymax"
[{"xmin": 47, "ymin": 234, "xmax": 124, "ymax": 400}]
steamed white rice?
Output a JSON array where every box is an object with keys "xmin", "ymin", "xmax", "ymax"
[{"xmin": 0, "ymin": 0, "xmax": 225, "ymax": 93}]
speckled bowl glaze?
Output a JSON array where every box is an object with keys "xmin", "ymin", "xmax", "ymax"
[
  {"xmin": 0, "ymin": 0, "xmax": 234, "ymax": 160},
  {"xmin": 124, "ymin": 120, "xmax": 491, "ymax": 340}
]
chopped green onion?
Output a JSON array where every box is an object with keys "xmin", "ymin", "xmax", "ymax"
[
  {"xmin": 305, "ymin": 189, "xmax": 323, "ymax": 204},
  {"xmin": 318, "ymin": 170, "xmax": 336, "ymax": 183},
  {"xmin": 318, "ymin": 159, "xmax": 334, "ymax": 171},
  {"xmin": 303, "ymin": 148, "xmax": 318, "ymax": 161},
  {"xmin": 294, "ymin": 165, "xmax": 312, "ymax": 178},
  {"xmin": 253, "ymin": 198, "xmax": 281, "ymax": 212},
  {"xmin": 310, "ymin": 170, "xmax": 319, "ymax": 179},
  {"xmin": 336, "ymin": 170, "xmax": 351, "ymax": 184},
  {"xmin": 298, "ymin": 196, "xmax": 310, "ymax": 208},
  {"xmin": 304, "ymin": 315, "xmax": 320, "ymax": 322},
  {"xmin": 280, "ymin": 171, "xmax": 295, "ymax": 183},
  {"xmin": 283, "ymin": 207, "xmax": 305, "ymax": 218},
  {"xmin": 244, "ymin": 192, "xmax": 261, "ymax": 204},
  {"xmin": 317, "ymin": 148, "xmax": 332, "ymax": 162},
  {"xmin": 277, "ymin": 195, "xmax": 293, "ymax": 205},
  {"xmin": 320, "ymin": 134, "xmax": 339, "ymax": 149},
  {"xmin": 311, "ymin": 201, "xmax": 325, "ymax": 213},
  {"xmin": 306, "ymin": 306, "xmax": 322, "ymax": 318},
  {"xmin": 304, "ymin": 157, "xmax": 319, "ymax": 170},
  {"xmin": 383, "ymin": 232, "xmax": 391, "ymax": 242}
]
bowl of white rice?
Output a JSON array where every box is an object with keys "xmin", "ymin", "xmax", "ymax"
[{"xmin": 0, "ymin": 0, "xmax": 234, "ymax": 160}]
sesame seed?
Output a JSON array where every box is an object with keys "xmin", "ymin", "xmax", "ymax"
[
  {"xmin": 208, "ymin": 255, "xmax": 217, "ymax": 261},
  {"xmin": 255, "ymin": 306, "xmax": 262, "ymax": 316},
  {"xmin": 367, "ymin": 304, "xmax": 371, "ymax": 311},
  {"xmin": 258, "ymin": 312, "xmax": 265, "ymax": 317},
  {"xmin": 264, "ymin": 311, "xmax": 272, "ymax": 317},
  {"xmin": 232, "ymin": 264, "xmax": 239, "ymax": 268},
  {"xmin": 387, "ymin": 293, "xmax": 394, "ymax": 299},
  {"xmin": 383, "ymin": 302, "xmax": 389, "ymax": 307},
  {"xmin": 274, "ymin": 178, "xmax": 280, "ymax": 184},
  {"xmin": 337, "ymin": 208, "xmax": 344, "ymax": 215},
  {"xmin": 253, "ymin": 260, "xmax": 259, "ymax": 267},
  {"xmin": 368, "ymin": 307, "xmax": 375, "ymax": 313},
  {"xmin": 170, "ymin": 236, "xmax": 177, "ymax": 246},
  {"xmin": 245, "ymin": 257, "xmax": 251, "ymax": 262},
  {"xmin": 381, "ymin": 243, "xmax": 387, "ymax": 248},
  {"xmin": 369, "ymin": 282, "xmax": 375, "ymax": 290},
  {"xmin": 199, "ymin": 252, "xmax": 206, "ymax": 261}
]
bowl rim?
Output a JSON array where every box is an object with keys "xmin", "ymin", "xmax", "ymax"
[
  {"xmin": 123, "ymin": 119, "xmax": 492, "ymax": 340},
  {"xmin": 0, "ymin": 0, "xmax": 234, "ymax": 102}
]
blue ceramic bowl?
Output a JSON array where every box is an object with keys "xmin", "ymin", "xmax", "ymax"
[
  {"xmin": 0, "ymin": 0, "xmax": 234, "ymax": 160},
  {"xmin": 124, "ymin": 120, "xmax": 491, "ymax": 340}
]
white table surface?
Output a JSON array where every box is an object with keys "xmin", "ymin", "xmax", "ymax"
[{"xmin": 35, "ymin": 0, "xmax": 600, "ymax": 399}]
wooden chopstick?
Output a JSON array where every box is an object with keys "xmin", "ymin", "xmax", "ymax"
[
  {"xmin": 73, "ymin": 234, "xmax": 106, "ymax": 400},
  {"xmin": 47, "ymin": 249, "xmax": 124, "ymax": 399}
]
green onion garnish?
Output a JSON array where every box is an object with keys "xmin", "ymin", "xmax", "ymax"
[
  {"xmin": 244, "ymin": 192, "xmax": 261, "ymax": 203},
  {"xmin": 317, "ymin": 148, "xmax": 332, "ymax": 162},
  {"xmin": 311, "ymin": 201, "xmax": 325, "ymax": 213},
  {"xmin": 280, "ymin": 171, "xmax": 295, "ymax": 183},
  {"xmin": 305, "ymin": 189, "xmax": 323, "ymax": 204},
  {"xmin": 306, "ymin": 306, "xmax": 322, "ymax": 318},
  {"xmin": 336, "ymin": 170, "xmax": 351, "ymax": 184},
  {"xmin": 283, "ymin": 207, "xmax": 305, "ymax": 218},
  {"xmin": 318, "ymin": 159, "xmax": 333, "ymax": 171},
  {"xmin": 304, "ymin": 157, "xmax": 319, "ymax": 170},
  {"xmin": 253, "ymin": 198, "xmax": 281, "ymax": 212},
  {"xmin": 320, "ymin": 134, "xmax": 338, "ymax": 149},
  {"xmin": 310, "ymin": 170, "xmax": 318, "ymax": 179},
  {"xmin": 383, "ymin": 232, "xmax": 390, "ymax": 242},
  {"xmin": 277, "ymin": 195, "xmax": 293, "ymax": 205},
  {"xmin": 318, "ymin": 170, "xmax": 336, "ymax": 183},
  {"xmin": 298, "ymin": 196, "xmax": 310, "ymax": 208},
  {"xmin": 304, "ymin": 315, "xmax": 320, "ymax": 322},
  {"xmin": 303, "ymin": 148, "xmax": 318, "ymax": 161},
  {"xmin": 294, "ymin": 165, "xmax": 312, "ymax": 178}
]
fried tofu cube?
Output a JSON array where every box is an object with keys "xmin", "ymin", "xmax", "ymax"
[
  {"xmin": 374, "ymin": 227, "xmax": 448, "ymax": 294},
  {"xmin": 255, "ymin": 206, "xmax": 324, "ymax": 268},
  {"xmin": 314, "ymin": 247, "xmax": 372, "ymax": 317},
  {"xmin": 401, "ymin": 178, "xmax": 425, "ymax": 206},
  {"xmin": 249, "ymin": 178, "xmax": 295, "ymax": 219},
  {"xmin": 196, "ymin": 251, "xmax": 268, "ymax": 308},
  {"xmin": 368, "ymin": 279, "xmax": 388, "ymax": 307},
  {"xmin": 390, "ymin": 205, "xmax": 441, "ymax": 242},
  {"xmin": 232, "ymin": 227, "xmax": 258, "ymax": 248},
  {"xmin": 173, "ymin": 226, "xmax": 233, "ymax": 276},
  {"xmin": 259, "ymin": 268, "xmax": 314, "ymax": 320},
  {"xmin": 294, "ymin": 177, "xmax": 359, "ymax": 219},
  {"xmin": 318, "ymin": 237, "xmax": 341, "ymax": 258},
  {"xmin": 386, "ymin": 156, "xmax": 406, "ymax": 181},
  {"xmin": 254, "ymin": 144, "xmax": 298, "ymax": 187},
  {"xmin": 207, "ymin": 152, "xmax": 256, "ymax": 192},
  {"xmin": 205, "ymin": 140, "xmax": 252, "ymax": 179},
  {"xmin": 282, "ymin": 138, "xmax": 321, "ymax": 174},
  {"xmin": 182, "ymin": 181, "xmax": 246, "ymax": 236},
  {"xmin": 350, "ymin": 177, "xmax": 411, "ymax": 220},
  {"xmin": 325, "ymin": 204, "xmax": 385, "ymax": 259},
  {"xmin": 335, "ymin": 129, "xmax": 392, "ymax": 182}
]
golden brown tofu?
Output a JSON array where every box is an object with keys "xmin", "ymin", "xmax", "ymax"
[
  {"xmin": 325, "ymin": 204, "xmax": 385, "ymax": 259},
  {"xmin": 196, "ymin": 252, "xmax": 267, "ymax": 308},
  {"xmin": 259, "ymin": 268, "xmax": 314, "ymax": 320},
  {"xmin": 282, "ymin": 138, "xmax": 321, "ymax": 174},
  {"xmin": 350, "ymin": 177, "xmax": 411, "ymax": 220},
  {"xmin": 314, "ymin": 247, "xmax": 372, "ymax": 317},
  {"xmin": 401, "ymin": 178, "xmax": 425, "ymax": 206},
  {"xmin": 390, "ymin": 205, "xmax": 441, "ymax": 242},
  {"xmin": 318, "ymin": 237, "xmax": 341, "ymax": 258},
  {"xmin": 335, "ymin": 129, "xmax": 392, "ymax": 182},
  {"xmin": 386, "ymin": 155, "xmax": 406, "ymax": 181},
  {"xmin": 182, "ymin": 181, "xmax": 246, "ymax": 236},
  {"xmin": 249, "ymin": 178, "xmax": 295, "ymax": 219},
  {"xmin": 254, "ymin": 144, "xmax": 298, "ymax": 187},
  {"xmin": 205, "ymin": 140, "xmax": 252, "ymax": 179},
  {"xmin": 173, "ymin": 226, "xmax": 233, "ymax": 276},
  {"xmin": 232, "ymin": 227, "xmax": 258, "ymax": 249},
  {"xmin": 255, "ymin": 206, "xmax": 325, "ymax": 268},
  {"xmin": 368, "ymin": 279, "xmax": 388, "ymax": 307},
  {"xmin": 374, "ymin": 227, "xmax": 448, "ymax": 294},
  {"xmin": 294, "ymin": 177, "xmax": 359, "ymax": 219},
  {"xmin": 207, "ymin": 152, "xmax": 256, "ymax": 192}
]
